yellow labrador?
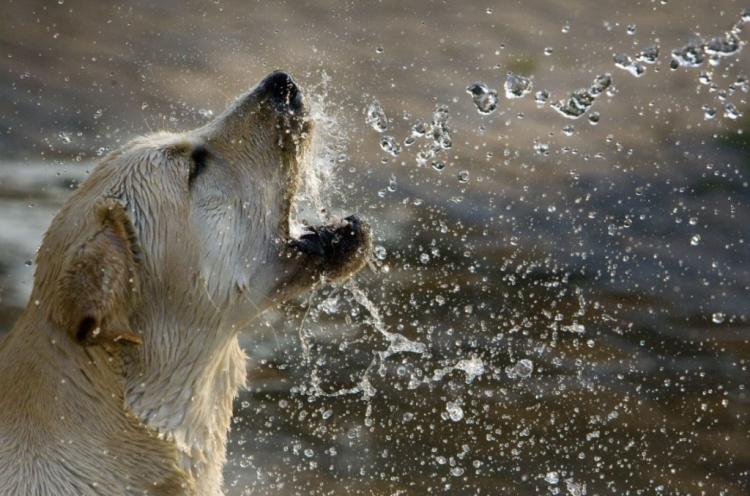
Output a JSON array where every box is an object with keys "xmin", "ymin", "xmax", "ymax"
[{"xmin": 0, "ymin": 72, "xmax": 371, "ymax": 495}]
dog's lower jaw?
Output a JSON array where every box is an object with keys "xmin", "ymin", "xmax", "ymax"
[{"xmin": 122, "ymin": 323, "xmax": 247, "ymax": 496}]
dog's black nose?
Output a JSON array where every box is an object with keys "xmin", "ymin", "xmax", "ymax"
[{"xmin": 257, "ymin": 71, "xmax": 302, "ymax": 111}]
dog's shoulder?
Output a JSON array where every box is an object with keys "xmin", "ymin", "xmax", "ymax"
[{"xmin": 0, "ymin": 325, "xmax": 196, "ymax": 496}]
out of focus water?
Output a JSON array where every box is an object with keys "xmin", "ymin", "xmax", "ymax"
[{"xmin": 1, "ymin": 1, "xmax": 749, "ymax": 494}]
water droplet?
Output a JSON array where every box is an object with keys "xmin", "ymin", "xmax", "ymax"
[
  {"xmin": 565, "ymin": 479, "xmax": 586, "ymax": 496},
  {"xmin": 626, "ymin": 24, "xmax": 637, "ymax": 35},
  {"xmin": 373, "ymin": 245, "xmax": 387, "ymax": 260},
  {"xmin": 534, "ymin": 89, "xmax": 550, "ymax": 105},
  {"xmin": 411, "ymin": 120, "xmax": 428, "ymax": 137},
  {"xmin": 365, "ymin": 100, "xmax": 388, "ymax": 132},
  {"xmin": 702, "ymin": 105, "xmax": 717, "ymax": 120},
  {"xmin": 711, "ymin": 312, "xmax": 726, "ymax": 324},
  {"xmin": 57, "ymin": 132, "xmax": 72, "ymax": 144},
  {"xmin": 636, "ymin": 45, "xmax": 660, "ymax": 64},
  {"xmin": 504, "ymin": 73, "xmax": 533, "ymax": 99},
  {"xmin": 614, "ymin": 53, "xmax": 646, "ymax": 77},
  {"xmin": 466, "ymin": 82, "xmax": 499, "ymax": 115},
  {"xmin": 544, "ymin": 47, "xmax": 554, "ymax": 56},
  {"xmin": 724, "ymin": 103, "xmax": 742, "ymax": 120},
  {"xmin": 563, "ymin": 323, "xmax": 586, "ymax": 334},
  {"xmin": 561, "ymin": 22, "xmax": 570, "ymax": 34},
  {"xmin": 671, "ymin": 39, "xmax": 706, "ymax": 68},
  {"xmin": 379, "ymin": 135, "xmax": 401, "ymax": 156},
  {"xmin": 534, "ymin": 142, "xmax": 550, "ymax": 155},
  {"xmin": 588, "ymin": 112, "xmax": 600, "ymax": 125},
  {"xmin": 505, "ymin": 358, "xmax": 533, "ymax": 379},
  {"xmin": 552, "ymin": 74, "xmax": 610, "ymax": 119},
  {"xmin": 431, "ymin": 160, "xmax": 446, "ymax": 172},
  {"xmin": 319, "ymin": 295, "xmax": 340, "ymax": 315},
  {"xmin": 419, "ymin": 253, "xmax": 430, "ymax": 264},
  {"xmin": 198, "ymin": 108, "xmax": 214, "ymax": 119},
  {"xmin": 432, "ymin": 104, "xmax": 450, "ymax": 125},
  {"xmin": 445, "ymin": 401, "xmax": 464, "ymax": 422},
  {"xmin": 454, "ymin": 357, "xmax": 485, "ymax": 383},
  {"xmin": 387, "ymin": 175, "xmax": 397, "ymax": 192},
  {"xmin": 545, "ymin": 471, "xmax": 560, "ymax": 484},
  {"xmin": 690, "ymin": 234, "xmax": 701, "ymax": 246},
  {"xmin": 705, "ymin": 32, "xmax": 742, "ymax": 58},
  {"xmin": 562, "ymin": 124, "xmax": 574, "ymax": 136},
  {"xmin": 375, "ymin": 46, "xmax": 384, "ymax": 54},
  {"xmin": 457, "ymin": 170, "xmax": 470, "ymax": 183}
]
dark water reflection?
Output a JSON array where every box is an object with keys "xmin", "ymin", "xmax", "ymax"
[{"xmin": 1, "ymin": 0, "xmax": 750, "ymax": 494}]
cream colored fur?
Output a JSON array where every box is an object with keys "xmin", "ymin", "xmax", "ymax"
[{"xmin": 0, "ymin": 74, "xmax": 370, "ymax": 495}]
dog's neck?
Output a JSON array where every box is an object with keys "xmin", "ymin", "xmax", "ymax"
[{"xmin": 122, "ymin": 317, "xmax": 247, "ymax": 496}]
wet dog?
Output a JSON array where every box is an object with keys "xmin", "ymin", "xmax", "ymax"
[{"xmin": 0, "ymin": 72, "xmax": 371, "ymax": 495}]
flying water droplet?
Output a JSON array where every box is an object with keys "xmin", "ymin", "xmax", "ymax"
[
  {"xmin": 373, "ymin": 245, "xmax": 387, "ymax": 260},
  {"xmin": 705, "ymin": 32, "xmax": 742, "ymax": 58},
  {"xmin": 411, "ymin": 120, "xmax": 428, "ymax": 137},
  {"xmin": 534, "ymin": 142, "xmax": 550, "ymax": 155},
  {"xmin": 379, "ymin": 135, "xmax": 401, "ymax": 156},
  {"xmin": 466, "ymin": 82, "xmax": 499, "ymax": 115},
  {"xmin": 454, "ymin": 357, "xmax": 485, "ymax": 383},
  {"xmin": 552, "ymin": 74, "xmax": 610, "ymax": 119},
  {"xmin": 504, "ymin": 73, "xmax": 533, "ymax": 99},
  {"xmin": 534, "ymin": 89, "xmax": 550, "ymax": 105},
  {"xmin": 445, "ymin": 401, "xmax": 464, "ymax": 422},
  {"xmin": 614, "ymin": 53, "xmax": 646, "ymax": 77},
  {"xmin": 724, "ymin": 103, "xmax": 742, "ymax": 120},
  {"xmin": 505, "ymin": 358, "xmax": 533, "ymax": 379},
  {"xmin": 636, "ymin": 45, "xmax": 660, "ymax": 64},
  {"xmin": 545, "ymin": 471, "xmax": 560, "ymax": 484},
  {"xmin": 365, "ymin": 100, "xmax": 388, "ymax": 132},
  {"xmin": 671, "ymin": 39, "xmax": 706, "ymax": 68}
]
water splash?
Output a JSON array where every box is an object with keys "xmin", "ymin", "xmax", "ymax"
[
  {"xmin": 613, "ymin": 53, "xmax": 646, "ymax": 77},
  {"xmin": 504, "ymin": 72, "xmax": 533, "ymax": 99},
  {"xmin": 466, "ymin": 81, "xmax": 499, "ymax": 115},
  {"xmin": 299, "ymin": 281, "xmax": 427, "ymax": 406},
  {"xmin": 291, "ymin": 72, "xmax": 349, "ymax": 234},
  {"xmin": 365, "ymin": 99, "xmax": 389, "ymax": 132},
  {"xmin": 551, "ymin": 73, "xmax": 612, "ymax": 119}
]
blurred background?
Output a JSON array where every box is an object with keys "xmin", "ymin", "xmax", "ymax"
[{"xmin": 1, "ymin": 0, "xmax": 749, "ymax": 494}]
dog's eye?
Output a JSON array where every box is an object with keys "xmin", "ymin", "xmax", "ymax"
[{"xmin": 189, "ymin": 146, "xmax": 208, "ymax": 186}]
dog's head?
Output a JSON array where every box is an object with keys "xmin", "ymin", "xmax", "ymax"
[{"xmin": 34, "ymin": 72, "xmax": 371, "ymax": 346}]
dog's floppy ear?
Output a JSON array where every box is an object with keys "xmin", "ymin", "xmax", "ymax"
[{"xmin": 56, "ymin": 199, "xmax": 142, "ymax": 346}]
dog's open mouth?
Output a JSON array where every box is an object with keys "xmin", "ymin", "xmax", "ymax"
[{"xmin": 262, "ymin": 72, "xmax": 371, "ymax": 279}]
